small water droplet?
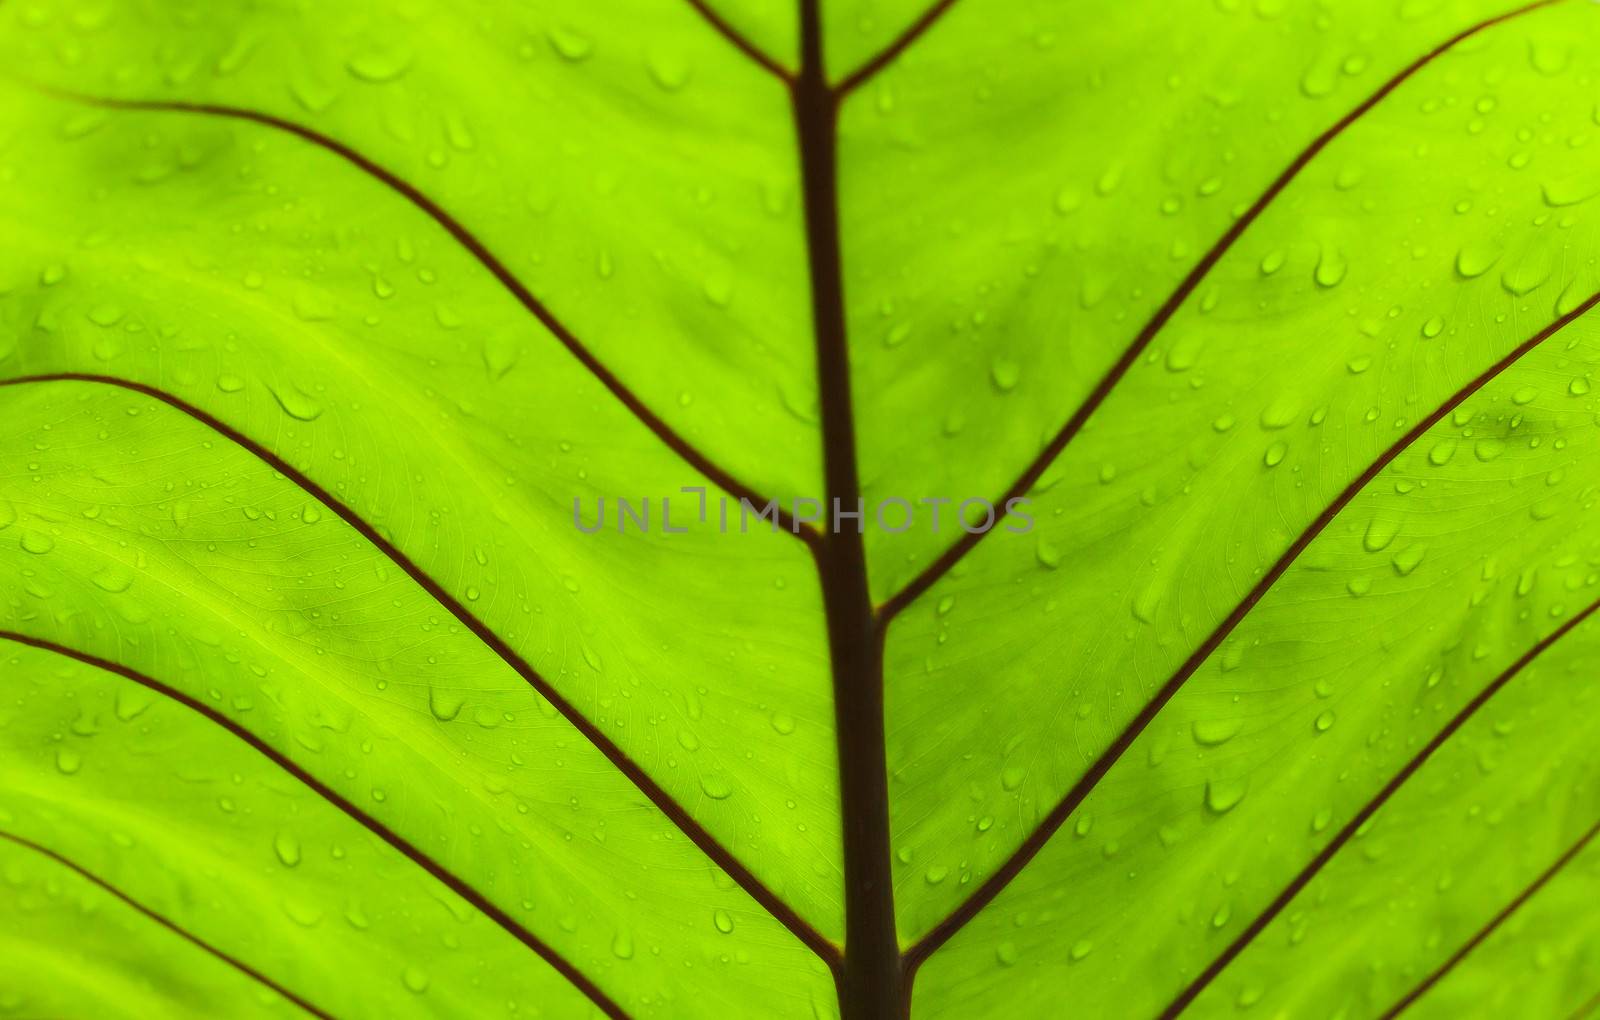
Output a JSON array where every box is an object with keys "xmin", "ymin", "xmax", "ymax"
[
  {"xmin": 346, "ymin": 45, "xmax": 414, "ymax": 83},
  {"xmin": 990, "ymin": 359, "xmax": 1021, "ymax": 393},
  {"xmin": 547, "ymin": 26, "xmax": 594, "ymax": 62},
  {"xmin": 274, "ymin": 831, "xmax": 301, "ymax": 867},
  {"xmin": 1204, "ymin": 778, "xmax": 1247, "ymax": 814},
  {"xmin": 1191, "ymin": 719, "xmax": 1241, "ymax": 747},
  {"xmin": 429, "ymin": 687, "xmax": 464, "ymax": 722}
]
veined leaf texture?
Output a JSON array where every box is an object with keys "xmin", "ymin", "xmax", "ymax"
[{"xmin": 0, "ymin": 0, "xmax": 1597, "ymax": 1018}]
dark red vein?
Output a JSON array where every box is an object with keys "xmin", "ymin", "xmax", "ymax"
[
  {"xmin": 0, "ymin": 827, "xmax": 334, "ymax": 1019},
  {"xmin": 34, "ymin": 86, "xmax": 817, "ymax": 550},
  {"xmin": 681, "ymin": 0, "xmax": 793, "ymax": 81},
  {"xmin": 0, "ymin": 631, "xmax": 628, "ymax": 1020},
  {"xmin": 0, "ymin": 374, "xmax": 839, "ymax": 970},
  {"xmin": 901, "ymin": 281, "xmax": 1600, "ymax": 976},
  {"xmin": 1380, "ymin": 817, "xmax": 1600, "ymax": 1019},
  {"xmin": 1159, "ymin": 594, "xmax": 1600, "ymax": 1018},
  {"xmin": 876, "ymin": 0, "xmax": 1560, "ymax": 625},
  {"xmin": 835, "ymin": 0, "xmax": 964, "ymax": 96},
  {"xmin": 793, "ymin": 0, "xmax": 902, "ymax": 1014}
]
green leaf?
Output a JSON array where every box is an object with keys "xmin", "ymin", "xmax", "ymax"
[{"xmin": 2, "ymin": 0, "xmax": 1598, "ymax": 1018}]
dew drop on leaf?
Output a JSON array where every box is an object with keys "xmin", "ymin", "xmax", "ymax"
[
  {"xmin": 429, "ymin": 687, "xmax": 464, "ymax": 722},
  {"xmin": 1191, "ymin": 719, "xmax": 1241, "ymax": 747},
  {"xmin": 1391, "ymin": 545, "xmax": 1426, "ymax": 577},
  {"xmin": 1313, "ymin": 244, "xmax": 1346, "ymax": 288},
  {"xmin": 270, "ymin": 381, "xmax": 323, "ymax": 422},
  {"xmin": 990, "ymin": 359, "xmax": 1021, "ymax": 392},
  {"xmin": 647, "ymin": 49, "xmax": 690, "ymax": 92},
  {"xmin": 1455, "ymin": 243, "xmax": 1500, "ymax": 279},
  {"xmin": 274, "ymin": 831, "xmax": 301, "ymax": 868},
  {"xmin": 346, "ymin": 45, "xmax": 414, "ymax": 83},
  {"xmin": 1362, "ymin": 517, "xmax": 1397, "ymax": 552},
  {"xmin": 547, "ymin": 26, "xmax": 594, "ymax": 62},
  {"xmin": 1204, "ymin": 778, "xmax": 1247, "ymax": 814},
  {"xmin": 19, "ymin": 531, "xmax": 53, "ymax": 555},
  {"xmin": 1036, "ymin": 540, "xmax": 1062, "ymax": 570}
]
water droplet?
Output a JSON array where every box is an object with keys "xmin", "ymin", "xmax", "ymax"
[
  {"xmin": 1502, "ymin": 261, "xmax": 1550, "ymax": 297},
  {"xmin": 700, "ymin": 774, "xmax": 733, "ymax": 800},
  {"xmin": 996, "ymin": 942, "xmax": 1018, "ymax": 966},
  {"xmin": 713, "ymin": 909, "xmax": 734, "ymax": 934},
  {"xmin": 402, "ymin": 965, "xmax": 430, "ymax": 993},
  {"xmin": 990, "ymin": 359, "xmax": 1020, "ymax": 392},
  {"xmin": 1391, "ymin": 545, "xmax": 1426, "ymax": 576},
  {"xmin": 1313, "ymin": 245, "xmax": 1346, "ymax": 288},
  {"xmin": 1456, "ymin": 244, "xmax": 1500, "ymax": 279},
  {"xmin": 1069, "ymin": 939, "xmax": 1093, "ymax": 961},
  {"xmin": 270, "ymin": 382, "xmax": 323, "ymax": 422},
  {"xmin": 1204, "ymin": 778, "xmax": 1247, "ymax": 814},
  {"xmin": 1314, "ymin": 710, "xmax": 1336, "ymax": 733},
  {"xmin": 428, "ymin": 687, "xmax": 464, "ymax": 722},
  {"xmin": 770, "ymin": 712, "xmax": 796, "ymax": 735},
  {"xmin": 274, "ymin": 832, "xmax": 301, "ymax": 867},
  {"xmin": 1363, "ymin": 518, "xmax": 1397, "ymax": 553},
  {"xmin": 1191, "ymin": 719, "xmax": 1241, "ymax": 747},
  {"xmin": 55, "ymin": 748, "xmax": 82, "ymax": 774},
  {"xmin": 1036, "ymin": 540, "xmax": 1062, "ymax": 570},
  {"xmin": 547, "ymin": 26, "xmax": 593, "ymax": 62},
  {"xmin": 346, "ymin": 45, "xmax": 414, "ymax": 83},
  {"xmin": 19, "ymin": 532, "xmax": 53, "ymax": 555},
  {"xmin": 283, "ymin": 899, "xmax": 323, "ymax": 927},
  {"xmin": 115, "ymin": 688, "xmax": 152, "ymax": 721},
  {"xmin": 647, "ymin": 49, "xmax": 690, "ymax": 91},
  {"xmin": 611, "ymin": 933, "xmax": 635, "ymax": 960}
]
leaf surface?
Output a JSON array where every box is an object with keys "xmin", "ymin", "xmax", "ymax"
[{"xmin": 2, "ymin": 0, "xmax": 1599, "ymax": 1017}]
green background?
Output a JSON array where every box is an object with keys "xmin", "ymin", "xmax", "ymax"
[{"xmin": 0, "ymin": 0, "xmax": 1597, "ymax": 1017}]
